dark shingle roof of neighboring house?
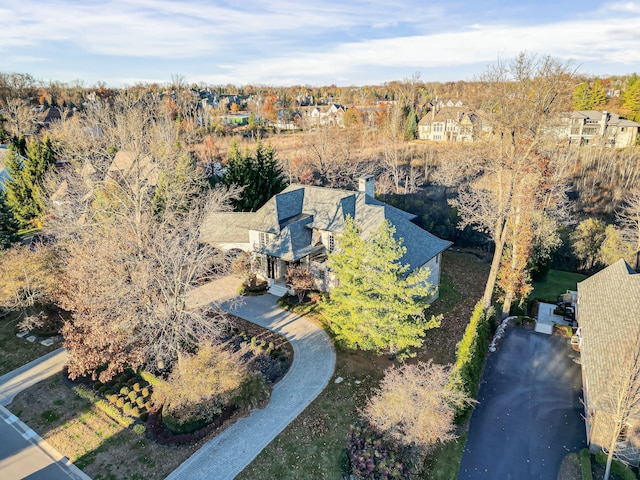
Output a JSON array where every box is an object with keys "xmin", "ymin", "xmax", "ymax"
[
  {"xmin": 200, "ymin": 184, "xmax": 452, "ymax": 271},
  {"xmin": 577, "ymin": 259, "xmax": 640, "ymax": 411}
]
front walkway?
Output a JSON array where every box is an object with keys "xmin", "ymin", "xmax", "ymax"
[{"xmin": 168, "ymin": 283, "xmax": 336, "ymax": 480}]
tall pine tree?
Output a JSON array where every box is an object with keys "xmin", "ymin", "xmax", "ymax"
[
  {"xmin": 222, "ymin": 139, "xmax": 286, "ymax": 212},
  {"xmin": 0, "ymin": 189, "xmax": 20, "ymax": 249},
  {"xmin": 623, "ymin": 80, "xmax": 640, "ymax": 123},
  {"xmin": 322, "ymin": 218, "xmax": 441, "ymax": 358},
  {"xmin": 4, "ymin": 135, "xmax": 55, "ymax": 227}
]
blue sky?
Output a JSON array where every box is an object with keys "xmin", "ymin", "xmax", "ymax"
[{"xmin": 1, "ymin": 0, "xmax": 639, "ymax": 87}]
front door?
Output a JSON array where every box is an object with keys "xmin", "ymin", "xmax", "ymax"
[{"xmin": 267, "ymin": 256, "xmax": 279, "ymax": 279}]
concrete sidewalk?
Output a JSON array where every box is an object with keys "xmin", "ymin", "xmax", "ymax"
[
  {"xmin": 166, "ymin": 294, "xmax": 336, "ymax": 480},
  {"xmin": 0, "ymin": 347, "xmax": 68, "ymax": 406},
  {"xmin": 0, "ymin": 347, "xmax": 91, "ymax": 480}
]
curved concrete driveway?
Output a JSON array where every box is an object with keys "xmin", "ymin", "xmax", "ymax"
[{"xmin": 168, "ymin": 285, "xmax": 336, "ymax": 480}]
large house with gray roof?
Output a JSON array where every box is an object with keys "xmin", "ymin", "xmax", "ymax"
[
  {"xmin": 576, "ymin": 259, "xmax": 640, "ymax": 465},
  {"xmin": 557, "ymin": 111, "xmax": 640, "ymax": 148},
  {"xmin": 200, "ymin": 176, "xmax": 452, "ymax": 297}
]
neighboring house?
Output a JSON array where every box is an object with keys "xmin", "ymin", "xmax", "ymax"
[
  {"xmin": 575, "ymin": 259, "xmax": 640, "ymax": 465},
  {"xmin": 301, "ymin": 104, "xmax": 346, "ymax": 128},
  {"xmin": 418, "ymin": 107, "xmax": 478, "ymax": 142},
  {"xmin": 557, "ymin": 111, "xmax": 640, "ymax": 148},
  {"xmin": 200, "ymin": 176, "xmax": 452, "ymax": 297}
]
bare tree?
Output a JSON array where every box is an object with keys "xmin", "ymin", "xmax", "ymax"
[
  {"xmin": 595, "ymin": 336, "xmax": 640, "ymax": 480},
  {"xmin": 618, "ymin": 190, "xmax": 640, "ymax": 269},
  {"xmin": 48, "ymin": 99, "xmax": 239, "ymax": 381},
  {"xmin": 451, "ymin": 53, "xmax": 575, "ymax": 311},
  {"xmin": 3, "ymin": 98, "xmax": 37, "ymax": 138}
]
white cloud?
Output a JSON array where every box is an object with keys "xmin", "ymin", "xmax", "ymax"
[
  {"xmin": 191, "ymin": 14, "xmax": 640, "ymax": 85},
  {"xmin": 1, "ymin": 1, "xmax": 639, "ymax": 85}
]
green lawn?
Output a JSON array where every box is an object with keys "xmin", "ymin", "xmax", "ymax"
[
  {"xmin": 421, "ymin": 434, "xmax": 468, "ymax": 480},
  {"xmin": 530, "ymin": 269, "xmax": 587, "ymax": 303},
  {"xmin": 0, "ymin": 312, "xmax": 58, "ymax": 376}
]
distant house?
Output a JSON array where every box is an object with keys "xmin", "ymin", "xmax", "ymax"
[
  {"xmin": 200, "ymin": 176, "xmax": 452, "ymax": 297},
  {"xmin": 557, "ymin": 111, "xmax": 640, "ymax": 148},
  {"xmin": 418, "ymin": 107, "xmax": 478, "ymax": 142},
  {"xmin": 576, "ymin": 259, "xmax": 640, "ymax": 465}
]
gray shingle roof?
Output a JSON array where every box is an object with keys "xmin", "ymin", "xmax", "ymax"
[
  {"xmin": 200, "ymin": 212, "xmax": 256, "ymax": 244},
  {"xmin": 577, "ymin": 259, "xmax": 640, "ymax": 411},
  {"xmin": 201, "ymin": 183, "xmax": 451, "ymax": 269}
]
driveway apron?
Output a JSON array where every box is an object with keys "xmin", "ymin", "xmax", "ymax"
[
  {"xmin": 166, "ymin": 293, "xmax": 336, "ymax": 480},
  {"xmin": 458, "ymin": 328, "xmax": 586, "ymax": 480}
]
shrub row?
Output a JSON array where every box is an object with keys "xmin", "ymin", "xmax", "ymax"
[
  {"xmin": 594, "ymin": 450, "xmax": 636, "ymax": 480},
  {"xmin": 580, "ymin": 449, "xmax": 593, "ymax": 480},
  {"xmin": 449, "ymin": 301, "xmax": 493, "ymax": 422},
  {"xmin": 72, "ymin": 385, "xmax": 135, "ymax": 427}
]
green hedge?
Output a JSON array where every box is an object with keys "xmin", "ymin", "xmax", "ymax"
[
  {"xmin": 449, "ymin": 301, "xmax": 493, "ymax": 421},
  {"xmin": 594, "ymin": 450, "xmax": 637, "ymax": 480},
  {"xmin": 72, "ymin": 385, "xmax": 134, "ymax": 427},
  {"xmin": 580, "ymin": 449, "xmax": 593, "ymax": 480}
]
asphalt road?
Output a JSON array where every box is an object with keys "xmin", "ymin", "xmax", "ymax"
[{"xmin": 458, "ymin": 327, "xmax": 586, "ymax": 480}]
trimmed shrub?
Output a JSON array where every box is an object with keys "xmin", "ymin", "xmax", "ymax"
[
  {"xmin": 131, "ymin": 406, "xmax": 140, "ymax": 417},
  {"xmin": 136, "ymin": 397, "xmax": 146, "ymax": 408},
  {"xmin": 133, "ymin": 382, "xmax": 142, "ymax": 392},
  {"xmin": 109, "ymin": 393, "xmax": 118, "ymax": 404},
  {"xmin": 580, "ymin": 449, "xmax": 593, "ymax": 480},
  {"xmin": 116, "ymin": 398, "xmax": 125, "ymax": 408},
  {"xmin": 128, "ymin": 391, "xmax": 138, "ymax": 402},
  {"xmin": 141, "ymin": 388, "xmax": 150, "ymax": 398},
  {"xmin": 449, "ymin": 302, "xmax": 493, "ymax": 422},
  {"xmin": 144, "ymin": 401, "xmax": 152, "ymax": 411},
  {"xmin": 133, "ymin": 424, "xmax": 146, "ymax": 436},
  {"xmin": 120, "ymin": 386, "xmax": 130, "ymax": 396},
  {"xmin": 162, "ymin": 408, "xmax": 210, "ymax": 434},
  {"xmin": 72, "ymin": 385, "xmax": 134, "ymax": 427},
  {"xmin": 139, "ymin": 371, "xmax": 161, "ymax": 387}
]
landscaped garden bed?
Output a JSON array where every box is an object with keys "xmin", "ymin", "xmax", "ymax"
[{"xmin": 7, "ymin": 314, "xmax": 293, "ymax": 479}]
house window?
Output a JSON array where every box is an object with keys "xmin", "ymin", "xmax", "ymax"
[
  {"xmin": 328, "ymin": 234, "xmax": 336, "ymax": 252},
  {"xmin": 259, "ymin": 232, "xmax": 268, "ymax": 248}
]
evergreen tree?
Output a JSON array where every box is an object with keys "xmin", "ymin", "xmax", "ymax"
[
  {"xmin": 405, "ymin": 108, "xmax": 418, "ymax": 140},
  {"xmin": 4, "ymin": 136, "xmax": 56, "ymax": 227},
  {"xmin": 573, "ymin": 82, "xmax": 592, "ymax": 110},
  {"xmin": 222, "ymin": 139, "xmax": 286, "ymax": 212},
  {"xmin": 322, "ymin": 218, "xmax": 441, "ymax": 358},
  {"xmin": 591, "ymin": 79, "xmax": 608, "ymax": 109},
  {"xmin": 0, "ymin": 189, "xmax": 20, "ymax": 249},
  {"xmin": 623, "ymin": 81, "xmax": 640, "ymax": 123}
]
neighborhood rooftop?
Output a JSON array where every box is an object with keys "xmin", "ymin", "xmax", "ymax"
[{"xmin": 577, "ymin": 259, "xmax": 640, "ymax": 411}]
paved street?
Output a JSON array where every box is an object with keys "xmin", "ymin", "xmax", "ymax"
[
  {"xmin": 0, "ymin": 348, "xmax": 90, "ymax": 480},
  {"xmin": 458, "ymin": 328, "xmax": 586, "ymax": 479}
]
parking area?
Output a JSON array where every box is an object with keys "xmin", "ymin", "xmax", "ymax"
[{"xmin": 458, "ymin": 327, "xmax": 586, "ymax": 479}]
